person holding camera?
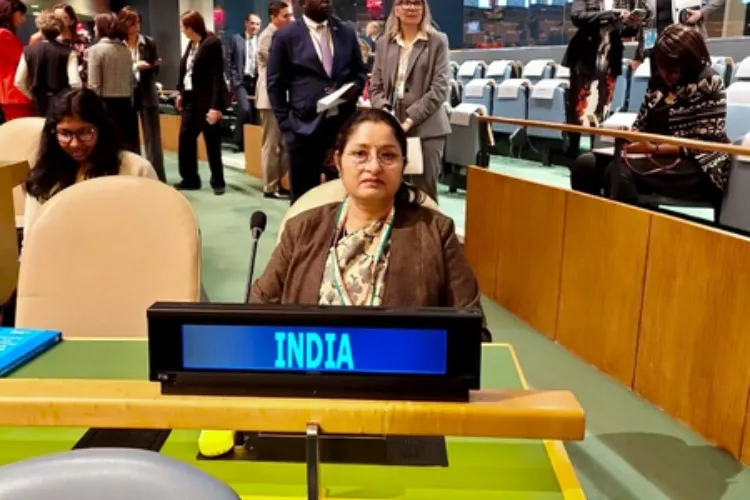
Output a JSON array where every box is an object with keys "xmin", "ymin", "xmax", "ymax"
[{"xmin": 563, "ymin": 0, "xmax": 647, "ymax": 156}]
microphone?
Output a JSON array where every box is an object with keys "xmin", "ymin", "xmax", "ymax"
[{"xmin": 245, "ymin": 211, "xmax": 267, "ymax": 303}]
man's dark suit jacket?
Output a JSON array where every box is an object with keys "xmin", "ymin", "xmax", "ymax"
[
  {"xmin": 134, "ymin": 35, "xmax": 160, "ymax": 108},
  {"xmin": 226, "ymin": 33, "xmax": 254, "ymax": 90},
  {"xmin": 177, "ymin": 34, "xmax": 229, "ymax": 112},
  {"xmin": 267, "ymin": 17, "xmax": 367, "ymax": 138}
]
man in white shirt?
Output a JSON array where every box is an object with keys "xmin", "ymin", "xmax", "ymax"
[
  {"xmin": 256, "ymin": 1, "xmax": 294, "ymax": 199},
  {"xmin": 227, "ymin": 13, "xmax": 261, "ymax": 151}
]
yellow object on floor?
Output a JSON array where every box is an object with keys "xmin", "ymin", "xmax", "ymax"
[{"xmin": 198, "ymin": 430, "xmax": 235, "ymax": 457}]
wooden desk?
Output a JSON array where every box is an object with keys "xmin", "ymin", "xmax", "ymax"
[
  {"xmin": 159, "ymin": 114, "xmax": 207, "ymax": 162},
  {"xmin": 0, "ymin": 379, "xmax": 585, "ymax": 441},
  {"xmin": 0, "ymin": 160, "xmax": 29, "ymax": 304}
]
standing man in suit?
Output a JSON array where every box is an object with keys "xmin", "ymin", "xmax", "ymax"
[
  {"xmin": 227, "ymin": 13, "xmax": 261, "ymax": 152},
  {"xmin": 267, "ymin": 0, "xmax": 367, "ymax": 204},
  {"xmin": 256, "ymin": 1, "xmax": 294, "ymax": 199}
]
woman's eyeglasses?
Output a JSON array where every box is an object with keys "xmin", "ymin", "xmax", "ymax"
[
  {"xmin": 56, "ymin": 126, "xmax": 97, "ymax": 145},
  {"xmin": 397, "ymin": 0, "xmax": 424, "ymax": 9},
  {"xmin": 346, "ymin": 149, "xmax": 404, "ymax": 168}
]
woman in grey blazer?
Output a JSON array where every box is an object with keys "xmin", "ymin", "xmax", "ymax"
[
  {"xmin": 369, "ymin": 0, "xmax": 450, "ymax": 202},
  {"xmin": 86, "ymin": 13, "xmax": 139, "ymax": 153}
]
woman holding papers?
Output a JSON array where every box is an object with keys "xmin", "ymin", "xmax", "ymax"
[{"xmin": 369, "ymin": 0, "xmax": 450, "ymax": 203}]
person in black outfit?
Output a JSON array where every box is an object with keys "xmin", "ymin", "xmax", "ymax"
[
  {"xmin": 176, "ymin": 10, "xmax": 229, "ymax": 195},
  {"xmin": 14, "ymin": 9, "xmax": 81, "ymax": 116},
  {"xmin": 571, "ymin": 25, "xmax": 730, "ymax": 208},
  {"xmin": 563, "ymin": 0, "xmax": 646, "ymax": 156},
  {"xmin": 119, "ymin": 6, "xmax": 166, "ymax": 183}
]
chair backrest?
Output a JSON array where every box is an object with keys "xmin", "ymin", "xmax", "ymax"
[
  {"xmin": 720, "ymin": 133, "xmax": 750, "ymax": 233},
  {"xmin": 277, "ymin": 180, "xmax": 439, "ymax": 244},
  {"xmin": 0, "ymin": 117, "xmax": 45, "ymax": 220},
  {"xmin": 16, "ymin": 176, "xmax": 201, "ymax": 338},
  {"xmin": 0, "ymin": 448, "xmax": 239, "ymax": 500},
  {"xmin": 726, "ymin": 81, "xmax": 750, "ymax": 141}
]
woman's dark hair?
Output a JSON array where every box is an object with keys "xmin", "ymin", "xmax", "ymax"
[
  {"xmin": 181, "ymin": 10, "xmax": 208, "ymax": 38},
  {"xmin": 0, "ymin": 0, "xmax": 27, "ymax": 33},
  {"xmin": 118, "ymin": 6, "xmax": 142, "ymax": 28},
  {"xmin": 26, "ymin": 89, "xmax": 121, "ymax": 203},
  {"xmin": 652, "ymin": 24, "xmax": 710, "ymax": 86},
  {"xmin": 334, "ymin": 108, "xmax": 425, "ymax": 206},
  {"xmin": 94, "ymin": 12, "xmax": 125, "ymax": 40},
  {"xmin": 52, "ymin": 3, "xmax": 77, "ymax": 27}
]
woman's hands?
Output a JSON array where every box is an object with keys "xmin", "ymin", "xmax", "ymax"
[{"xmin": 206, "ymin": 109, "xmax": 222, "ymax": 125}]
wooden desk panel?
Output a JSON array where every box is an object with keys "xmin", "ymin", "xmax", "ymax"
[
  {"xmin": 556, "ymin": 192, "xmax": 651, "ymax": 387},
  {"xmin": 635, "ymin": 216, "xmax": 750, "ymax": 456},
  {"xmin": 243, "ymin": 124, "xmax": 290, "ymax": 191},
  {"xmin": 160, "ymin": 114, "xmax": 207, "ymax": 162},
  {"xmin": 742, "ymin": 391, "xmax": 750, "ymax": 465},
  {"xmin": 465, "ymin": 167, "xmax": 502, "ymax": 297},
  {"xmin": 0, "ymin": 379, "xmax": 585, "ymax": 441},
  {"xmin": 0, "ymin": 161, "xmax": 28, "ymax": 304},
  {"xmin": 492, "ymin": 175, "xmax": 567, "ymax": 338}
]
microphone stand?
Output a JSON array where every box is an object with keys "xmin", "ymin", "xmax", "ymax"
[{"xmin": 245, "ymin": 227, "xmax": 262, "ymax": 303}]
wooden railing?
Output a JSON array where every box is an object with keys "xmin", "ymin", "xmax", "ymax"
[{"xmin": 477, "ymin": 115, "xmax": 750, "ymax": 157}]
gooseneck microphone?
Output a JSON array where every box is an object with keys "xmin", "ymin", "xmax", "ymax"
[{"xmin": 245, "ymin": 211, "xmax": 267, "ymax": 303}]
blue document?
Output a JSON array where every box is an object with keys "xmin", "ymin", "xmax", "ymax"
[{"xmin": 0, "ymin": 327, "xmax": 61, "ymax": 377}]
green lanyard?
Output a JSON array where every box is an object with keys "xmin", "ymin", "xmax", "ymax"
[{"xmin": 330, "ymin": 198, "xmax": 395, "ymax": 307}]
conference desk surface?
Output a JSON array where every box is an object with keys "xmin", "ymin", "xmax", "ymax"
[{"xmin": 0, "ymin": 340, "xmax": 583, "ymax": 500}]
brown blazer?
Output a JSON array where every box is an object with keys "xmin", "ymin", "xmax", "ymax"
[{"xmin": 251, "ymin": 202, "xmax": 483, "ymax": 316}]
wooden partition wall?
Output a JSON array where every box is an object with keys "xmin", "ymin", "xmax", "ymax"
[{"xmin": 465, "ymin": 167, "xmax": 750, "ymax": 465}]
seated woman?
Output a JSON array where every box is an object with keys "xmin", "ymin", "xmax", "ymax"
[
  {"xmin": 198, "ymin": 108, "xmax": 488, "ymax": 458},
  {"xmin": 24, "ymin": 88, "xmax": 157, "ymax": 239},
  {"xmin": 251, "ymin": 108, "xmax": 484, "ymax": 313},
  {"xmin": 571, "ymin": 24, "xmax": 730, "ymax": 207}
]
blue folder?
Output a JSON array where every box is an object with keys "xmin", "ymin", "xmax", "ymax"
[{"xmin": 0, "ymin": 327, "xmax": 62, "ymax": 377}]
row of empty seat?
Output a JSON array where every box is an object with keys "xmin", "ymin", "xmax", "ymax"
[{"xmin": 443, "ymin": 55, "xmax": 750, "ymax": 172}]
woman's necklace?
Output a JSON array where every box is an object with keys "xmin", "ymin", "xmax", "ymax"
[{"xmin": 330, "ymin": 198, "xmax": 395, "ymax": 307}]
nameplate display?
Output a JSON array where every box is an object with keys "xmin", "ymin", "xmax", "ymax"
[
  {"xmin": 182, "ymin": 325, "xmax": 447, "ymax": 375},
  {"xmin": 147, "ymin": 303, "xmax": 483, "ymax": 401}
]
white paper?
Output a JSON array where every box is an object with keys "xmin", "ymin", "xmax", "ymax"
[
  {"xmin": 317, "ymin": 83, "xmax": 355, "ymax": 114},
  {"xmin": 404, "ymin": 137, "xmax": 423, "ymax": 175},
  {"xmin": 530, "ymin": 79, "xmax": 568, "ymax": 101}
]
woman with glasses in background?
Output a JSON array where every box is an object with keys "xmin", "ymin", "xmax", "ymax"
[
  {"xmin": 0, "ymin": 0, "xmax": 34, "ymax": 123},
  {"xmin": 23, "ymin": 88, "xmax": 156, "ymax": 239},
  {"xmin": 369, "ymin": 0, "xmax": 450, "ymax": 203}
]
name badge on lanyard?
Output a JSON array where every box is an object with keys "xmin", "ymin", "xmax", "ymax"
[{"xmin": 644, "ymin": 29, "xmax": 657, "ymax": 50}]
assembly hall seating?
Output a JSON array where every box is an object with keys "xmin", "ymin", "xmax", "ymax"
[
  {"xmin": 15, "ymin": 176, "xmax": 201, "ymax": 339},
  {"xmin": 0, "ymin": 448, "xmax": 240, "ymax": 500}
]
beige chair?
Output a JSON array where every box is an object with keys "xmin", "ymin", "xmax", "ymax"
[
  {"xmin": 0, "ymin": 117, "xmax": 45, "ymax": 227},
  {"xmin": 277, "ymin": 179, "xmax": 439, "ymax": 243},
  {"xmin": 16, "ymin": 176, "xmax": 201, "ymax": 338}
]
